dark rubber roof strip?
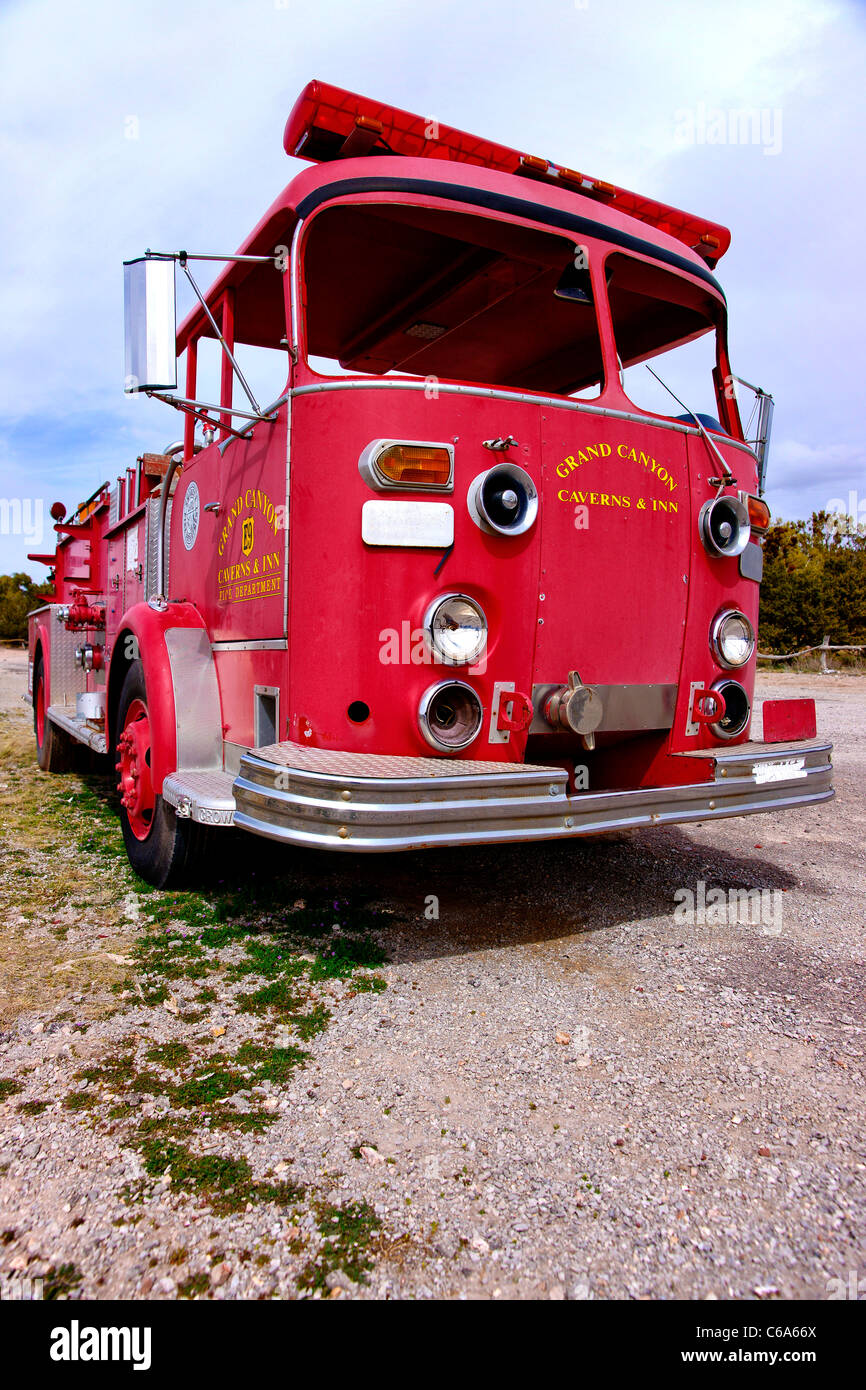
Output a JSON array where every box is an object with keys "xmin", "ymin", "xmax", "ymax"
[{"xmin": 295, "ymin": 175, "xmax": 727, "ymax": 301}]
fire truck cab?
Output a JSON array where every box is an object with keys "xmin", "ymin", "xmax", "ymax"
[{"xmin": 28, "ymin": 81, "xmax": 833, "ymax": 886}]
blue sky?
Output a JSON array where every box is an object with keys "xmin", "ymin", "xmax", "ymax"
[{"xmin": 1, "ymin": 0, "xmax": 864, "ymax": 577}]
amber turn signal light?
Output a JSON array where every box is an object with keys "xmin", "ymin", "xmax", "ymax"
[
  {"xmin": 375, "ymin": 444, "xmax": 452, "ymax": 488},
  {"xmin": 744, "ymin": 494, "xmax": 771, "ymax": 534}
]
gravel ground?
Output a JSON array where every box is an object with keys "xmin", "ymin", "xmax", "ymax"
[{"xmin": 0, "ymin": 646, "xmax": 863, "ymax": 1301}]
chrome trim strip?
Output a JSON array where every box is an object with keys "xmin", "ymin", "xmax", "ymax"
[
  {"xmin": 211, "ymin": 639, "xmax": 288, "ymax": 652},
  {"xmin": 291, "ymin": 379, "xmax": 758, "ymax": 460}
]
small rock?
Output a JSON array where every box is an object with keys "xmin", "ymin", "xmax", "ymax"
[
  {"xmin": 758, "ymin": 1146, "xmax": 772, "ymax": 1158},
  {"xmin": 360, "ymin": 1145, "xmax": 383, "ymax": 1165},
  {"xmin": 210, "ymin": 1261, "xmax": 231, "ymax": 1288},
  {"xmin": 555, "ymin": 1031, "xmax": 571, "ymax": 1045}
]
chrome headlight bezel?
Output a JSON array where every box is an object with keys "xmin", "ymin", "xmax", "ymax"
[
  {"xmin": 418, "ymin": 680, "xmax": 483, "ymax": 752},
  {"xmin": 709, "ymin": 678, "xmax": 751, "ymax": 740},
  {"xmin": 710, "ymin": 609, "xmax": 756, "ymax": 669},
  {"xmin": 422, "ymin": 592, "xmax": 488, "ymax": 668}
]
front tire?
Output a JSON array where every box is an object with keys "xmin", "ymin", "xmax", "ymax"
[
  {"xmin": 33, "ymin": 650, "xmax": 73, "ymax": 772},
  {"xmin": 115, "ymin": 660, "xmax": 211, "ymax": 887}
]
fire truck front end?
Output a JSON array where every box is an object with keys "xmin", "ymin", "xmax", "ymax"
[
  {"xmin": 29, "ymin": 82, "xmax": 832, "ymax": 885},
  {"xmin": 218, "ymin": 88, "xmax": 831, "ymax": 853}
]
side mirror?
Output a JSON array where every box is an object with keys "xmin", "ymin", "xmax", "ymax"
[{"xmin": 123, "ymin": 255, "xmax": 177, "ymax": 393}]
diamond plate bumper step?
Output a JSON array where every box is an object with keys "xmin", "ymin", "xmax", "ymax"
[{"xmin": 229, "ymin": 739, "xmax": 834, "ymax": 852}]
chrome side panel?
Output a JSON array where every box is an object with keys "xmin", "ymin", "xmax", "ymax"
[
  {"xmin": 49, "ymin": 611, "xmax": 101, "ymax": 709},
  {"xmin": 144, "ymin": 497, "xmax": 171, "ymax": 601},
  {"xmin": 163, "ymin": 627, "xmax": 223, "ymax": 770},
  {"xmin": 529, "ymin": 682, "xmax": 677, "ymax": 735}
]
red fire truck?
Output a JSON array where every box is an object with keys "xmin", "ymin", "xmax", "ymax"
[{"xmin": 27, "ymin": 81, "xmax": 833, "ymax": 886}]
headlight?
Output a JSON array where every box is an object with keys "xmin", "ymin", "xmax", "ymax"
[
  {"xmin": 418, "ymin": 681, "xmax": 483, "ymax": 751},
  {"xmin": 423, "ymin": 593, "xmax": 487, "ymax": 667},
  {"xmin": 711, "ymin": 609, "xmax": 755, "ymax": 668}
]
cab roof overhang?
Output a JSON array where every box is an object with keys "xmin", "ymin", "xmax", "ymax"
[{"xmin": 175, "ymin": 155, "xmax": 728, "ymax": 356}]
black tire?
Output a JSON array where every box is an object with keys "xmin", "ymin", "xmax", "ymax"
[
  {"xmin": 116, "ymin": 660, "xmax": 212, "ymax": 888},
  {"xmin": 33, "ymin": 650, "xmax": 73, "ymax": 773}
]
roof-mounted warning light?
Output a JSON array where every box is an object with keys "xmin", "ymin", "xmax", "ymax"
[{"xmin": 283, "ymin": 80, "xmax": 731, "ymax": 265}]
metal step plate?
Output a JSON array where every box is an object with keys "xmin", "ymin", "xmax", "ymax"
[{"xmin": 161, "ymin": 770, "xmax": 236, "ymax": 826}]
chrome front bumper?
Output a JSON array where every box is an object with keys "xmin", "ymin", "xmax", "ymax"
[{"xmin": 228, "ymin": 739, "xmax": 834, "ymax": 852}]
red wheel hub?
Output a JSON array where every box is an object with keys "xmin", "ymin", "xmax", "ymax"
[{"xmin": 116, "ymin": 698, "xmax": 155, "ymax": 840}]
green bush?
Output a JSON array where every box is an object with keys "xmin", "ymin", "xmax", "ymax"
[
  {"xmin": 0, "ymin": 572, "xmax": 53, "ymax": 642},
  {"xmin": 759, "ymin": 512, "xmax": 866, "ymax": 654}
]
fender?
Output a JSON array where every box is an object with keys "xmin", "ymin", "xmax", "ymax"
[
  {"xmin": 107, "ymin": 602, "xmax": 223, "ymax": 793},
  {"xmin": 29, "ymin": 613, "xmax": 53, "ymax": 700}
]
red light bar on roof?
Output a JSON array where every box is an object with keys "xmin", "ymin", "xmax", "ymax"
[{"xmin": 283, "ymin": 80, "xmax": 731, "ymax": 264}]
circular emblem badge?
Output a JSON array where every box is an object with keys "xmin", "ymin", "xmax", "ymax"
[{"xmin": 182, "ymin": 480, "xmax": 200, "ymax": 551}]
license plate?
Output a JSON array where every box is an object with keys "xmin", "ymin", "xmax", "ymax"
[{"xmin": 753, "ymin": 757, "xmax": 807, "ymax": 784}]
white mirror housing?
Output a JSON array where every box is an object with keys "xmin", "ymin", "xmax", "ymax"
[{"xmin": 123, "ymin": 255, "xmax": 177, "ymax": 393}]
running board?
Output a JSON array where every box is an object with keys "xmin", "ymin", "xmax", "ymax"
[
  {"xmin": 47, "ymin": 704, "xmax": 107, "ymax": 755},
  {"xmin": 162, "ymin": 770, "xmax": 236, "ymax": 826}
]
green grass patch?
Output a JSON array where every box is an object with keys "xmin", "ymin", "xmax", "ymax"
[
  {"xmin": 178, "ymin": 1271, "xmax": 210, "ymax": 1298},
  {"xmin": 63, "ymin": 1091, "xmax": 97, "ymax": 1111},
  {"xmin": 298, "ymin": 1199, "xmax": 382, "ymax": 1291},
  {"xmin": 44, "ymin": 1262, "xmax": 83, "ymax": 1299},
  {"xmin": 145, "ymin": 1041, "xmax": 191, "ymax": 1067},
  {"xmin": 137, "ymin": 1123, "xmax": 304, "ymax": 1216}
]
